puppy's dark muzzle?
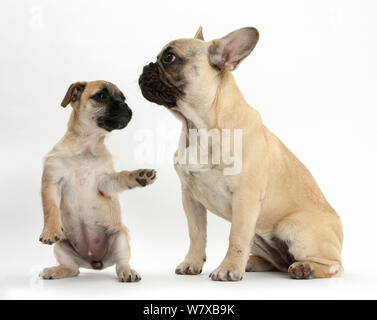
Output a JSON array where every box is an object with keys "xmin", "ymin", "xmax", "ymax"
[
  {"xmin": 139, "ymin": 62, "xmax": 181, "ymax": 108},
  {"xmin": 97, "ymin": 102, "xmax": 133, "ymax": 131}
]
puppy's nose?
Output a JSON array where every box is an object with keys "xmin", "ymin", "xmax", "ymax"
[{"xmin": 122, "ymin": 103, "xmax": 132, "ymax": 117}]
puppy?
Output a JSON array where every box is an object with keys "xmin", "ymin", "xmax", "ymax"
[
  {"xmin": 39, "ymin": 80, "xmax": 156, "ymax": 282},
  {"xmin": 139, "ymin": 27, "xmax": 343, "ymax": 280}
]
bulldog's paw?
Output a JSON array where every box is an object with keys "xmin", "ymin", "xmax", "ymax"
[
  {"xmin": 210, "ymin": 262, "xmax": 244, "ymax": 281},
  {"xmin": 175, "ymin": 259, "xmax": 204, "ymax": 275},
  {"xmin": 40, "ymin": 266, "xmax": 79, "ymax": 280},
  {"xmin": 288, "ymin": 262, "xmax": 314, "ymax": 279},
  {"xmin": 117, "ymin": 266, "xmax": 141, "ymax": 283},
  {"xmin": 133, "ymin": 169, "xmax": 157, "ymax": 187},
  {"xmin": 39, "ymin": 224, "xmax": 65, "ymax": 245}
]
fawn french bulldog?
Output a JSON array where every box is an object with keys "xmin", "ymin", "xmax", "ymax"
[{"xmin": 139, "ymin": 27, "xmax": 343, "ymax": 280}]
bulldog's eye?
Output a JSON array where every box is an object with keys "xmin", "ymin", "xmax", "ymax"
[{"xmin": 162, "ymin": 52, "xmax": 176, "ymax": 65}]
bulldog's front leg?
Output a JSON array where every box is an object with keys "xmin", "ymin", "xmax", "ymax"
[
  {"xmin": 210, "ymin": 193, "xmax": 261, "ymax": 281},
  {"xmin": 98, "ymin": 169, "xmax": 156, "ymax": 196},
  {"xmin": 175, "ymin": 187, "xmax": 207, "ymax": 275}
]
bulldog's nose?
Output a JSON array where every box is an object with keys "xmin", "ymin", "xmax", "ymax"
[{"xmin": 143, "ymin": 62, "xmax": 154, "ymax": 72}]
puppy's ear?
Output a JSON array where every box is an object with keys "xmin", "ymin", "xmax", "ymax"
[
  {"xmin": 194, "ymin": 26, "xmax": 204, "ymax": 40},
  {"xmin": 208, "ymin": 27, "xmax": 259, "ymax": 71},
  {"xmin": 61, "ymin": 82, "xmax": 87, "ymax": 108}
]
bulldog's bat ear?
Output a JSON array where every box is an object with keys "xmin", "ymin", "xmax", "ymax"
[
  {"xmin": 208, "ymin": 27, "xmax": 259, "ymax": 71},
  {"xmin": 61, "ymin": 81, "xmax": 87, "ymax": 107},
  {"xmin": 194, "ymin": 26, "xmax": 204, "ymax": 40}
]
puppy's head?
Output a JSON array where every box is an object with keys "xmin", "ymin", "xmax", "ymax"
[
  {"xmin": 139, "ymin": 27, "xmax": 259, "ymax": 109},
  {"xmin": 61, "ymin": 80, "xmax": 132, "ymax": 132}
]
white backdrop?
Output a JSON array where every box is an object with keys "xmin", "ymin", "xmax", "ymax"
[{"xmin": 1, "ymin": 0, "xmax": 376, "ymax": 299}]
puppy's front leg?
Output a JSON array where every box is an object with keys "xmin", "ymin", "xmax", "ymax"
[
  {"xmin": 98, "ymin": 169, "xmax": 156, "ymax": 196},
  {"xmin": 210, "ymin": 192, "xmax": 261, "ymax": 281},
  {"xmin": 40, "ymin": 171, "xmax": 64, "ymax": 245},
  {"xmin": 175, "ymin": 187, "xmax": 207, "ymax": 275}
]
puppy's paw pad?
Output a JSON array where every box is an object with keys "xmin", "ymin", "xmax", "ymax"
[
  {"xmin": 118, "ymin": 268, "xmax": 141, "ymax": 283},
  {"xmin": 39, "ymin": 227, "xmax": 65, "ymax": 245},
  {"xmin": 175, "ymin": 261, "xmax": 203, "ymax": 275},
  {"xmin": 288, "ymin": 262, "xmax": 314, "ymax": 279},
  {"xmin": 210, "ymin": 264, "xmax": 244, "ymax": 281},
  {"xmin": 134, "ymin": 169, "xmax": 156, "ymax": 187}
]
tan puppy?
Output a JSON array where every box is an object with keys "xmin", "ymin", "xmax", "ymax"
[
  {"xmin": 139, "ymin": 27, "xmax": 343, "ymax": 280},
  {"xmin": 39, "ymin": 80, "xmax": 156, "ymax": 282}
]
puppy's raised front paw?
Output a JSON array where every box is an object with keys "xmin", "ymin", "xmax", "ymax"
[
  {"xmin": 210, "ymin": 262, "xmax": 244, "ymax": 281},
  {"xmin": 117, "ymin": 266, "xmax": 141, "ymax": 283},
  {"xmin": 175, "ymin": 259, "xmax": 204, "ymax": 275},
  {"xmin": 39, "ymin": 225, "xmax": 65, "ymax": 245},
  {"xmin": 134, "ymin": 169, "xmax": 157, "ymax": 187}
]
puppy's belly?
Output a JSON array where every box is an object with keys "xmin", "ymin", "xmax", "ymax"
[
  {"xmin": 65, "ymin": 222, "xmax": 117, "ymax": 269},
  {"xmin": 60, "ymin": 184, "xmax": 119, "ymax": 269}
]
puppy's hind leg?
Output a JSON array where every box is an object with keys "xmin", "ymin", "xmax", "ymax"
[
  {"xmin": 40, "ymin": 241, "xmax": 80, "ymax": 280},
  {"xmin": 110, "ymin": 227, "xmax": 141, "ymax": 283}
]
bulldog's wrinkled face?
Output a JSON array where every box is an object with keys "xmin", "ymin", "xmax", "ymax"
[
  {"xmin": 139, "ymin": 38, "xmax": 213, "ymax": 109},
  {"xmin": 139, "ymin": 43, "xmax": 187, "ymax": 108},
  {"xmin": 138, "ymin": 27, "xmax": 259, "ymax": 110},
  {"xmin": 61, "ymin": 80, "xmax": 132, "ymax": 132}
]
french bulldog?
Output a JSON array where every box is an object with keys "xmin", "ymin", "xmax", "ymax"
[{"xmin": 139, "ymin": 27, "xmax": 343, "ymax": 280}]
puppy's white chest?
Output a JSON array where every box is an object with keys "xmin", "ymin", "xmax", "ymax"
[
  {"xmin": 60, "ymin": 155, "xmax": 110, "ymax": 207},
  {"xmin": 73, "ymin": 166, "xmax": 97, "ymax": 187},
  {"xmin": 65, "ymin": 158, "xmax": 103, "ymax": 188}
]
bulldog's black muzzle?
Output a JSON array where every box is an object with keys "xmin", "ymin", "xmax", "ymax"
[{"xmin": 138, "ymin": 62, "xmax": 181, "ymax": 108}]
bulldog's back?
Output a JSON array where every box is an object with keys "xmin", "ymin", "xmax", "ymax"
[{"xmin": 256, "ymin": 125, "xmax": 340, "ymax": 227}]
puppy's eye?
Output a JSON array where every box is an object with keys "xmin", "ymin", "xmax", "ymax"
[
  {"xmin": 93, "ymin": 90, "xmax": 108, "ymax": 102},
  {"xmin": 162, "ymin": 52, "xmax": 176, "ymax": 65}
]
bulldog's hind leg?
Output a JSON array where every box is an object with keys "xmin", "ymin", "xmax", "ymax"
[
  {"xmin": 276, "ymin": 210, "xmax": 344, "ymax": 279},
  {"xmin": 246, "ymin": 255, "xmax": 276, "ymax": 272},
  {"xmin": 40, "ymin": 240, "xmax": 81, "ymax": 280},
  {"xmin": 109, "ymin": 227, "xmax": 141, "ymax": 282},
  {"xmin": 288, "ymin": 261, "xmax": 343, "ymax": 279}
]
